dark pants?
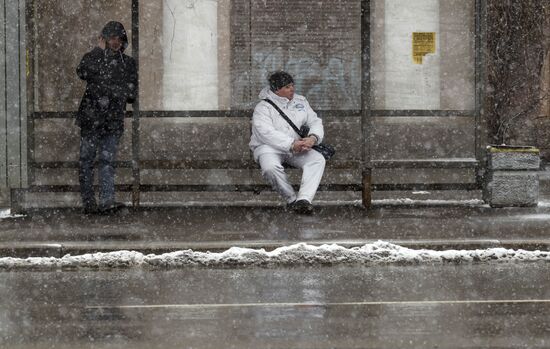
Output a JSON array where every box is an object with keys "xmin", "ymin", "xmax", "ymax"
[{"xmin": 79, "ymin": 132, "xmax": 120, "ymax": 209}]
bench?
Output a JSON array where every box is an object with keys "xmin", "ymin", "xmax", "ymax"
[{"xmin": 15, "ymin": 113, "xmax": 482, "ymax": 211}]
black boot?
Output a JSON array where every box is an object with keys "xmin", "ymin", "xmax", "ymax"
[
  {"xmin": 82, "ymin": 202, "xmax": 98, "ymax": 215},
  {"xmin": 98, "ymin": 202, "xmax": 126, "ymax": 215},
  {"xmin": 292, "ymin": 199, "xmax": 313, "ymax": 215}
]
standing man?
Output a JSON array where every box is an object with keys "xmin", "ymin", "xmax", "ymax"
[
  {"xmin": 76, "ymin": 21, "xmax": 137, "ymax": 214},
  {"xmin": 250, "ymin": 71, "xmax": 326, "ymax": 215}
]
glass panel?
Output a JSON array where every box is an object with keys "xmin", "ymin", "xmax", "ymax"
[
  {"xmin": 140, "ymin": 0, "xmax": 228, "ymax": 111},
  {"xmin": 33, "ymin": 0, "xmax": 132, "ymax": 112},
  {"xmin": 370, "ymin": 0, "xmax": 476, "ymax": 110},
  {"xmin": 231, "ymin": 0, "xmax": 361, "ymax": 110},
  {"xmin": 140, "ymin": 0, "xmax": 361, "ymax": 111}
]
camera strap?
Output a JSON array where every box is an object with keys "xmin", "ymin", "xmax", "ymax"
[{"xmin": 263, "ymin": 98, "xmax": 307, "ymax": 138}]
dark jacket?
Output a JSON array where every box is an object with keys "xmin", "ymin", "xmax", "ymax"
[{"xmin": 76, "ymin": 23, "xmax": 137, "ymax": 137}]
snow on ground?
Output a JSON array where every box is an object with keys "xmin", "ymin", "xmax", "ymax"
[
  {"xmin": 0, "ymin": 241, "xmax": 549, "ymax": 270},
  {"xmin": 0, "ymin": 209, "xmax": 25, "ymax": 219},
  {"xmin": 314, "ymin": 199, "xmax": 486, "ymax": 207},
  {"xmin": 372, "ymin": 199, "xmax": 485, "ymax": 206}
]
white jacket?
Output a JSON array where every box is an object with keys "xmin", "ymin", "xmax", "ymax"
[{"xmin": 249, "ymin": 87, "xmax": 324, "ymax": 161}]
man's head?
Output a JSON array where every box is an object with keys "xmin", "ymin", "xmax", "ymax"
[
  {"xmin": 101, "ymin": 21, "xmax": 128, "ymax": 52},
  {"xmin": 269, "ymin": 71, "xmax": 295, "ymax": 100}
]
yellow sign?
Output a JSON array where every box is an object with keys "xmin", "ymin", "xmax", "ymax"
[{"xmin": 412, "ymin": 32, "xmax": 436, "ymax": 64}]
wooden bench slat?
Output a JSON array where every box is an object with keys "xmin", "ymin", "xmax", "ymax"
[
  {"xmin": 371, "ymin": 159, "xmax": 479, "ymax": 169},
  {"xmin": 24, "ymin": 184, "xmax": 363, "ymax": 193},
  {"xmin": 31, "ymin": 159, "xmax": 478, "ymax": 170},
  {"xmin": 30, "ymin": 160, "xmax": 362, "ymax": 170}
]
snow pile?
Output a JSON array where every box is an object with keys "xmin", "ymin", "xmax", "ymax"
[
  {"xmin": 372, "ymin": 198, "xmax": 485, "ymax": 206},
  {"xmin": 326, "ymin": 199, "xmax": 486, "ymax": 207},
  {"xmin": 1, "ymin": 241, "xmax": 549, "ymax": 270},
  {"xmin": 0, "ymin": 209, "xmax": 25, "ymax": 219}
]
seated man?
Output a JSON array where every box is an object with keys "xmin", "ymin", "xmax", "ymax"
[{"xmin": 249, "ymin": 71, "xmax": 326, "ymax": 214}]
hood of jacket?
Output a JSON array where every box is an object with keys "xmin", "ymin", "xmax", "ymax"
[
  {"xmin": 101, "ymin": 21, "xmax": 129, "ymax": 52},
  {"xmin": 258, "ymin": 86, "xmax": 305, "ymax": 104},
  {"xmin": 258, "ymin": 86, "xmax": 273, "ymax": 100}
]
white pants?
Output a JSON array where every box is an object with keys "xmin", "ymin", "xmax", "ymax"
[{"xmin": 258, "ymin": 150, "xmax": 326, "ymax": 204}]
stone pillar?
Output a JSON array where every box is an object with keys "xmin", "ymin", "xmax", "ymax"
[{"xmin": 484, "ymin": 146, "xmax": 540, "ymax": 207}]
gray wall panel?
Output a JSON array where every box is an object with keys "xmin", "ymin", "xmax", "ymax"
[
  {"xmin": 33, "ymin": 119, "xmax": 133, "ymax": 162},
  {"xmin": 371, "ymin": 117, "xmax": 476, "ymax": 160}
]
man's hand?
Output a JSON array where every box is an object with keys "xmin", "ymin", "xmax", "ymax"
[
  {"xmin": 292, "ymin": 140, "xmax": 308, "ymax": 153},
  {"xmin": 292, "ymin": 137, "xmax": 317, "ymax": 153},
  {"xmin": 302, "ymin": 136, "xmax": 316, "ymax": 149},
  {"xmin": 98, "ymin": 36, "xmax": 106, "ymax": 50}
]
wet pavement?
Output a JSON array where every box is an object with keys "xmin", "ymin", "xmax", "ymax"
[
  {"xmin": 1, "ymin": 262, "xmax": 549, "ymax": 348},
  {"xmin": 2, "ymin": 204, "xmax": 550, "ymax": 257}
]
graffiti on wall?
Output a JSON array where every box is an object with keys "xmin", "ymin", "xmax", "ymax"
[{"xmin": 240, "ymin": 48, "xmax": 361, "ymax": 111}]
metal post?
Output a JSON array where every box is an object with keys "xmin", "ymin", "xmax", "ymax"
[
  {"xmin": 475, "ymin": 0, "xmax": 487, "ymax": 188},
  {"xmin": 0, "ymin": 0, "xmax": 7, "ymax": 191},
  {"xmin": 10, "ymin": 188, "xmax": 25, "ymax": 214},
  {"xmin": 25, "ymin": 0, "xmax": 36, "ymax": 189},
  {"xmin": 361, "ymin": 0, "xmax": 372, "ymax": 209},
  {"xmin": 131, "ymin": 0, "xmax": 140, "ymax": 207},
  {"xmin": 19, "ymin": 0, "xmax": 28, "ymax": 189}
]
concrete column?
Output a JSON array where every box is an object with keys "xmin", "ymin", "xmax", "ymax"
[
  {"xmin": 162, "ymin": 0, "xmax": 218, "ymax": 110},
  {"xmin": 379, "ymin": 0, "xmax": 440, "ymax": 109}
]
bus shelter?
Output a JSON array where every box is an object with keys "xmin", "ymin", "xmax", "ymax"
[{"xmin": 1, "ymin": 0, "xmax": 487, "ymax": 210}]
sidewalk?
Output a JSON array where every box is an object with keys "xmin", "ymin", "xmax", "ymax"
[{"xmin": 1, "ymin": 200, "xmax": 550, "ymax": 258}]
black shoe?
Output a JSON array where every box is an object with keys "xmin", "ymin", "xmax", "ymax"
[
  {"xmin": 82, "ymin": 203, "xmax": 98, "ymax": 215},
  {"xmin": 292, "ymin": 199, "xmax": 314, "ymax": 215},
  {"xmin": 286, "ymin": 200, "xmax": 297, "ymax": 211},
  {"xmin": 98, "ymin": 202, "xmax": 126, "ymax": 215}
]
